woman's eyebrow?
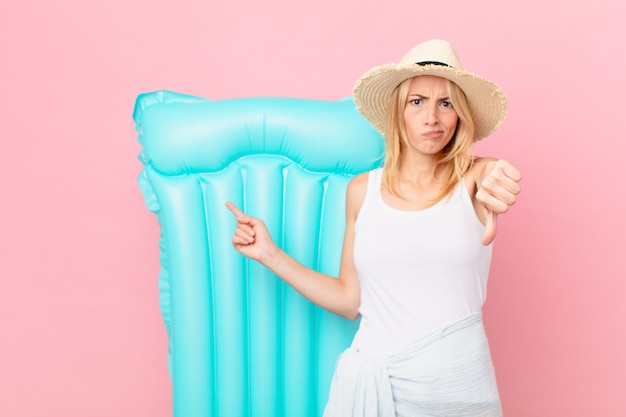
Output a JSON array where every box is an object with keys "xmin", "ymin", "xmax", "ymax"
[{"xmin": 408, "ymin": 94, "xmax": 451, "ymax": 101}]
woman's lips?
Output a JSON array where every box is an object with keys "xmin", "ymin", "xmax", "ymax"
[{"xmin": 422, "ymin": 130, "xmax": 444, "ymax": 138}]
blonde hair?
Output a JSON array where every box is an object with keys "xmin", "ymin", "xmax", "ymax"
[{"xmin": 382, "ymin": 77, "xmax": 475, "ymax": 206}]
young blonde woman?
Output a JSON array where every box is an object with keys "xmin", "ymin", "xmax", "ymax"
[{"xmin": 227, "ymin": 39, "xmax": 521, "ymax": 417}]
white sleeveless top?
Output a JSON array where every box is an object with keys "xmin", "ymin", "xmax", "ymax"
[{"xmin": 351, "ymin": 168, "xmax": 492, "ymax": 355}]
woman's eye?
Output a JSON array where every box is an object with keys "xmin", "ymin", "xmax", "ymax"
[
  {"xmin": 409, "ymin": 99, "xmax": 422, "ymax": 105},
  {"xmin": 441, "ymin": 101, "xmax": 454, "ymax": 108}
]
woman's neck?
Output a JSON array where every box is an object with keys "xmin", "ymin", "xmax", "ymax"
[{"xmin": 398, "ymin": 152, "xmax": 442, "ymax": 185}]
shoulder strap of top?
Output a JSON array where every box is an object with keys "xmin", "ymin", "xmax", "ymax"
[
  {"xmin": 355, "ymin": 168, "xmax": 382, "ymax": 227},
  {"xmin": 365, "ymin": 168, "xmax": 382, "ymax": 203}
]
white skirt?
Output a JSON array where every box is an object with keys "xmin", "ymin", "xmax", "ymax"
[{"xmin": 323, "ymin": 313, "xmax": 502, "ymax": 417}]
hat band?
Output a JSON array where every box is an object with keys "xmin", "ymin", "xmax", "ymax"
[{"xmin": 415, "ymin": 61, "xmax": 450, "ymax": 67}]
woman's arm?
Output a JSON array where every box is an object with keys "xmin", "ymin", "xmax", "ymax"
[
  {"xmin": 226, "ymin": 173, "xmax": 368, "ymax": 320},
  {"xmin": 466, "ymin": 158, "xmax": 522, "ymax": 245}
]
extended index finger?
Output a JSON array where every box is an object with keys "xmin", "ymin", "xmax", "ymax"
[{"xmin": 225, "ymin": 201, "xmax": 245, "ymax": 218}]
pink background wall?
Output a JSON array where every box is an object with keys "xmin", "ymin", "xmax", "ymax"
[{"xmin": 2, "ymin": 0, "xmax": 624, "ymax": 416}]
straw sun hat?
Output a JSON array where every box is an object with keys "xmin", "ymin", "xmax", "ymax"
[{"xmin": 353, "ymin": 39, "xmax": 507, "ymax": 141}]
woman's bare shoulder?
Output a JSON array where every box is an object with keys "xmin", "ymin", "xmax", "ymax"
[{"xmin": 350, "ymin": 170, "xmax": 370, "ymax": 187}]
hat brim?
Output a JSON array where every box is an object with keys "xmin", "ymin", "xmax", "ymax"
[{"xmin": 353, "ymin": 64, "xmax": 507, "ymax": 141}]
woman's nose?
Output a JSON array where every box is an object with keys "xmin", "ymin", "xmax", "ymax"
[{"xmin": 424, "ymin": 104, "xmax": 439, "ymax": 125}]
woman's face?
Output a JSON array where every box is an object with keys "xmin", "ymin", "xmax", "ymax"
[{"xmin": 402, "ymin": 75, "xmax": 459, "ymax": 156}]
